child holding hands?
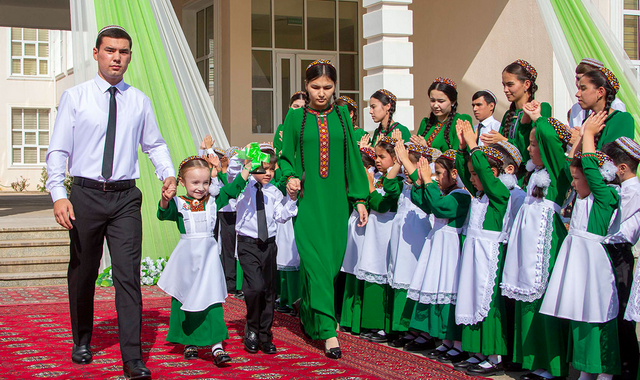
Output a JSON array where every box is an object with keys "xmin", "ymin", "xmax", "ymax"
[{"xmin": 157, "ymin": 151, "xmax": 252, "ymax": 366}]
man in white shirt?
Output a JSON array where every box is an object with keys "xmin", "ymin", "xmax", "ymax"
[
  {"xmin": 46, "ymin": 26, "xmax": 176, "ymax": 380},
  {"xmin": 471, "ymin": 90, "xmax": 501, "ymax": 146},
  {"xmin": 235, "ymin": 144, "xmax": 297, "ymax": 355},
  {"xmin": 568, "ymin": 58, "xmax": 626, "ymax": 129}
]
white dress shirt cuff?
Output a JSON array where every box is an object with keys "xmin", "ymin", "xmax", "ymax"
[{"xmin": 50, "ymin": 187, "xmax": 68, "ymax": 203}]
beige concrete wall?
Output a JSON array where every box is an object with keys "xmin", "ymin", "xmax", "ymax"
[
  {"xmin": 409, "ymin": 0, "xmax": 554, "ymax": 126},
  {"xmin": 0, "ymin": 27, "xmax": 58, "ymax": 191}
]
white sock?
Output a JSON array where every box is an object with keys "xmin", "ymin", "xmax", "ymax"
[
  {"xmin": 466, "ymin": 356, "xmax": 481, "ymax": 364},
  {"xmin": 453, "ymin": 340, "xmax": 462, "ymax": 351},
  {"xmin": 488, "ymin": 354, "xmax": 501, "ymax": 364},
  {"xmin": 478, "ymin": 360, "xmax": 494, "ymax": 369},
  {"xmin": 212, "ymin": 342, "xmax": 223, "ymax": 352},
  {"xmin": 538, "ymin": 370, "xmax": 554, "ymax": 379},
  {"xmin": 532, "ymin": 369, "xmax": 546, "ymax": 375},
  {"xmin": 414, "ymin": 336, "xmax": 428, "ymax": 344},
  {"xmin": 578, "ymin": 371, "xmax": 595, "ymax": 380},
  {"xmin": 435, "ymin": 344, "xmax": 450, "ymax": 352},
  {"xmin": 597, "ymin": 374, "xmax": 613, "ymax": 380},
  {"xmin": 402, "ymin": 333, "xmax": 416, "ymax": 340},
  {"xmin": 377, "ymin": 330, "xmax": 386, "ymax": 336}
]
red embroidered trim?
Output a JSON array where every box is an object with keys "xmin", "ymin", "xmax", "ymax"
[
  {"xmin": 424, "ymin": 121, "xmax": 445, "ymax": 147},
  {"xmin": 307, "ymin": 107, "xmax": 333, "ymax": 179},
  {"xmin": 179, "ymin": 196, "xmax": 206, "ymax": 212},
  {"xmin": 375, "ymin": 175, "xmax": 385, "ymax": 189}
]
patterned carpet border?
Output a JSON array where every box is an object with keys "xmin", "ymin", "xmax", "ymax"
[{"xmin": 0, "ymin": 286, "xmax": 485, "ymax": 380}]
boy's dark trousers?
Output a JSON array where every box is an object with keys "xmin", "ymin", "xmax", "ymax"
[
  {"xmin": 605, "ymin": 242, "xmax": 639, "ymax": 380},
  {"xmin": 218, "ymin": 211, "xmax": 238, "ymax": 291},
  {"xmin": 237, "ymin": 235, "xmax": 277, "ymax": 344}
]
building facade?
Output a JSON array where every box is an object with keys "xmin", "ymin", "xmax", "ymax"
[{"xmin": 0, "ymin": 0, "xmax": 637, "ymax": 190}]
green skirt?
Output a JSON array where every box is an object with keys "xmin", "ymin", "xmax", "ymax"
[
  {"xmin": 461, "ymin": 248, "xmax": 508, "ymax": 355},
  {"xmin": 340, "ymin": 274, "xmax": 364, "ymax": 334},
  {"xmin": 278, "ymin": 270, "xmax": 301, "ymax": 308},
  {"xmin": 387, "ymin": 288, "xmax": 414, "ymax": 333},
  {"xmin": 166, "ymin": 298, "xmax": 229, "ymax": 346},
  {"xmin": 360, "ymin": 281, "xmax": 389, "ymax": 331},
  {"xmin": 410, "ymin": 303, "xmax": 461, "ymax": 341},
  {"xmin": 513, "ymin": 299, "xmax": 569, "ymax": 376},
  {"xmin": 569, "ymin": 319, "xmax": 620, "ymax": 375}
]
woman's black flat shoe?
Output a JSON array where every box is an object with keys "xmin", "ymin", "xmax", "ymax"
[
  {"xmin": 183, "ymin": 346, "xmax": 198, "ymax": 360},
  {"xmin": 325, "ymin": 347, "xmax": 342, "ymax": 359}
]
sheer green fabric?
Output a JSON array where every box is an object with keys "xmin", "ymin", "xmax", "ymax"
[
  {"xmin": 549, "ymin": 0, "xmax": 639, "ymax": 138},
  {"xmin": 94, "ymin": 0, "xmax": 194, "ymax": 258}
]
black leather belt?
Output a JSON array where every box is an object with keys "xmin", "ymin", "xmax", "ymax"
[
  {"xmin": 237, "ymin": 235, "xmax": 276, "ymax": 244},
  {"xmin": 73, "ymin": 177, "xmax": 136, "ymax": 192}
]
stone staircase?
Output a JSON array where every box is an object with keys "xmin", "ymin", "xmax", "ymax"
[{"xmin": 0, "ymin": 226, "xmax": 69, "ymax": 287}]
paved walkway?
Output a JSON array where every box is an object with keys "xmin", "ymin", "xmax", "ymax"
[{"xmin": 0, "ymin": 192, "xmax": 57, "ymax": 229}]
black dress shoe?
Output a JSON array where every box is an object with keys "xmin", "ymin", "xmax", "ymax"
[
  {"xmin": 260, "ymin": 341, "xmax": 277, "ymax": 354},
  {"xmin": 183, "ymin": 345, "xmax": 198, "ymax": 360},
  {"xmin": 466, "ymin": 360, "xmax": 504, "ymax": 376},
  {"xmin": 389, "ymin": 335, "xmax": 415, "ymax": 347},
  {"xmin": 359, "ymin": 331, "xmax": 373, "ymax": 340},
  {"xmin": 244, "ymin": 330, "xmax": 259, "ymax": 353},
  {"xmin": 213, "ymin": 350, "xmax": 231, "ymax": 366},
  {"xmin": 520, "ymin": 372, "xmax": 565, "ymax": 380},
  {"xmin": 425, "ymin": 346, "xmax": 450, "ymax": 358},
  {"xmin": 234, "ymin": 291, "xmax": 245, "ymax": 300},
  {"xmin": 437, "ymin": 348, "xmax": 469, "ymax": 363},
  {"xmin": 123, "ymin": 359, "xmax": 151, "ymax": 380},
  {"xmin": 404, "ymin": 338, "xmax": 435, "ymax": 352},
  {"xmin": 276, "ymin": 305, "xmax": 293, "ymax": 314},
  {"xmin": 453, "ymin": 355, "xmax": 484, "ymax": 371},
  {"xmin": 503, "ymin": 361, "xmax": 525, "ymax": 371},
  {"xmin": 368, "ymin": 331, "xmax": 388, "ymax": 343},
  {"xmin": 71, "ymin": 344, "xmax": 92, "ymax": 365},
  {"xmin": 325, "ymin": 346, "xmax": 342, "ymax": 359}
]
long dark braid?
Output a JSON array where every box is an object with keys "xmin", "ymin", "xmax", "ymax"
[
  {"xmin": 443, "ymin": 102, "xmax": 457, "ymax": 148},
  {"xmin": 582, "ymin": 70, "xmax": 615, "ymax": 148},
  {"xmin": 333, "ymin": 92, "xmax": 349, "ymax": 191},
  {"xmin": 502, "ymin": 62, "xmax": 538, "ymax": 139},
  {"xmin": 298, "ymin": 91, "xmax": 310, "ymax": 197},
  {"xmin": 421, "ymin": 113, "xmax": 438, "ymax": 137},
  {"xmin": 370, "ymin": 89, "xmax": 397, "ymax": 142}
]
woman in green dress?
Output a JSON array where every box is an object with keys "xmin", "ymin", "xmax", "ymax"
[
  {"xmin": 279, "ymin": 59, "xmax": 369, "ymax": 359},
  {"xmin": 575, "ymin": 67, "xmax": 634, "ymax": 148},
  {"xmin": 481, "ymin": 60, "xmax": 552, "ymax": 169},
  {"xmin": 273, "ymin": 92, "xmax": 306, "ymax": 157},
  {"xmin": 368, "ymin": 89, "xmax": 411, "ymax": 145},
  {"xmin": 413, "ymin": 77, "xmax": 472, "ymax": 152}
]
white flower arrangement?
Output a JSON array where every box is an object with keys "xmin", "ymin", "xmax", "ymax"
[{"xmin": 96, "ymin": 256, "xmax": 168, "ymax": 287}]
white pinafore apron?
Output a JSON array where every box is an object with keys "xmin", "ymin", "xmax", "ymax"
[
  {"xmin": 540, "ymin": 194, "xmax": 619, "ymax": 323},
  {"xmin": 356, "ymin": 179, "xmax": 395, "ymax": 284},
  {"xmin": 158, "ymin": 196, "xmax": 228, "ymax": 312},
  {"xmin": 276, "ymin": 218, "xmax": 300, "ymax": 271},
  {"xmin": 387, "ymin": 183, "xmax": 430, "ymax": 289},
  {"xmin": 407, "ymin": 189, "xmax": 468, "ymax": 304},
  {"xmin": 501, "ymin": 194, "xmax": 562, "ymax": 302},
  {"xmin": 455, "ymin": 195, "xmax": 505, "ymax": 325}
]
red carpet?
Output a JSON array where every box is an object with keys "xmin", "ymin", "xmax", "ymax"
[{"xmin": 0, "ymin": 286, "xmax": 483, "ymax": 379}]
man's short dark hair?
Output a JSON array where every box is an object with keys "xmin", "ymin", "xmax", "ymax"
[
  {"xmin": 472, "ymin": 90, "xmax": 496, "ymax": 107},
  {"xmin": 96, "ymin": 28, "xmax": 133, "ymax": 50}
]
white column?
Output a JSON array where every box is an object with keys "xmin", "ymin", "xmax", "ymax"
[{"xmin": 362, "ymin": 0, "xmax": 414, "ymax": 131}]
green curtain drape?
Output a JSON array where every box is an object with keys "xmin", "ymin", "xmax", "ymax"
[
  {"xmin": 94, "ymin": 0, "xmax": 195, "ymax": 259},
  {"xmin": 550, "ymin": 0, "xmax": 640, "ymax": 139}
]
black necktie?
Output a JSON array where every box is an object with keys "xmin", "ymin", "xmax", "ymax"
[
  {"xmin": 255, "ymin": 183, "xmax": 268, "ymax": 242},
  {"xmin": 476, "ymin": 123, "xmax": 484, "ymax": 144},
  {"xmin": 102, "ymin": 86, "xmax": 118, "ymax": 180}
]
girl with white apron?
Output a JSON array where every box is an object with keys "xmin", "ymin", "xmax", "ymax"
[
  {"xmin": 540, "ymin": 150, "xmax": 621, "ymax": 379},
  {"xmin": 340, "ymin": 158, "xmax": 378, "ymax": 335},
  {"xmin": 454, "ymin": 142, "xmax": 511, "ymax": 376},
  {"xmin": 501, "ymin": 117, "xmax": 574, "ymax": 379},
  {"xmin": 406, "ymin": 149, "xmax": 472, "ymax": 361},
  {"xmin": 386, "ymin": 143, "xmax": 436, "ymax": 341},
  {"xmin": 354, "ymin": 136, "xmax": 403, "ymax": 343},
  {"xmin": 158, "ymin": 155, "xmax": 249, "ymax": 366}
]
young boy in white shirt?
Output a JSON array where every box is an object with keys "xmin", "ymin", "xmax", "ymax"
[{"xmin": 236, "ymin": 144, "xmax": 298, "ymax": 355}]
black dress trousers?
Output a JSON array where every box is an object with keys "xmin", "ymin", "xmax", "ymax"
[{"xmin": 67, "ymin": 184, "xmax": 143, "ymax": 363}]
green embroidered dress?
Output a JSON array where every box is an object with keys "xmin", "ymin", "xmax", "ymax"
[{"xmin": 416, "ymin": 113, "xmax": 473, "ymax": 152}]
